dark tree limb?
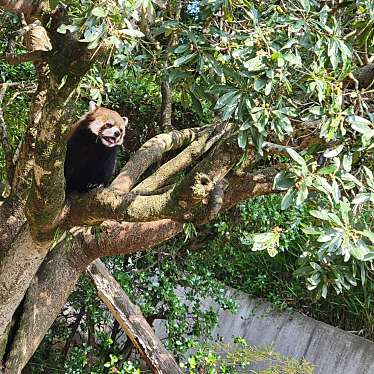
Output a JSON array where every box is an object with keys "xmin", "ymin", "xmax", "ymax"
[
  {"xmin": 0, "ymin": 50, "xmax": 49, "ymax": 65},
  {"xmin": 62, "ymin": 307, "xmax": 85, "ymax": 360},
  {"xmin": 87, "ymin": 260, "xmax": 183, "ymax": 374}
]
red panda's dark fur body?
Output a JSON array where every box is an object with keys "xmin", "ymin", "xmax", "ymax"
[{"xmin": 64, "ymin": 104, "xmax": 127, "ymax": 193}]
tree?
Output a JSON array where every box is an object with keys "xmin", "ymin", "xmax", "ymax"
[{"xmin": 0, "ymin": 0, "xmax": 373, "ymax": 372}]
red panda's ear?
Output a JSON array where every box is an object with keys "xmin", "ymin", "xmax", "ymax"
[
  {"xmin": 122, "ymin": 116, "xmax": 128, "ymax": 126},
  {"xmin": 89, "ymin": 101, "xmax": 98, "ymax": 112}
]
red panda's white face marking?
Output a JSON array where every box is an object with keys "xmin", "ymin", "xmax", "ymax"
[{"xmin": 86, "ymin": 102, "xmax": 128, "ymax": 148}]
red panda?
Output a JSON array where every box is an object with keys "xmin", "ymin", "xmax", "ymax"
[{"xmin": 64, "ymin": 101, "xmax": 128, "ymax": 193}]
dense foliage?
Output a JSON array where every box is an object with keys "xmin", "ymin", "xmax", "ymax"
[
  {"xmin": 1, "ymin": 0, "xmax": 374, "ymax": 372},
  {"xmin": 38, "ymin": 0, "xmax": 374, "ymax": 300}
]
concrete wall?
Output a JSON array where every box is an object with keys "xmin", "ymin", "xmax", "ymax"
[{"xmin": 205, "ymin": 288, "xmax": 374, "ymax": 374}]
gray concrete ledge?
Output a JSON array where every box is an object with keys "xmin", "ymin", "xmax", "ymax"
[{"xmin": 208, "ymin": 288, "xmax": 374, "ymax": 374}]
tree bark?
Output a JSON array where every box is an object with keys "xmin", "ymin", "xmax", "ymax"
[{"xmin": 0, "ymin": 224, "xmax": 49, "ymax": 348}]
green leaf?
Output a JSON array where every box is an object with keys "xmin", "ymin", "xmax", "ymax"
[
  {"xmin": 342, "ymin": 154, "xmax": 352, "ymax": 172},
  {"xmin": 189, "ymin": 91, "xmax": 203, "ymax": 118},
  {"xmin": 352, "ymin": 122, "xmax": 373, "ymax": 135},
  {"xmin": 281, "ymin": 39, "xmax": 299, "ymax": 50},
  {"xmin": 341, "ymin": 173, "xmax": 363, "ymax": 187},
  {"xmin": 302, "ymin": 226, "xmax": 322, "ymax": 235},
  {"xmin": 57, "ymin": 24, "xmax": 78, "ymax": 34},
  {"xmin": 347, "ymin": 115, "xmax": 372, "ymax": 132},
  {"xmin": 173, "ymin": 53, "xmax": 196, "ymax": 67},
  {"xmin": 214, "ymin": 91, "xmax": 240, "ymax": 110},
  {"xmin": 328, "ymin": 38, "xmax": 339, "ymax": 69},
  {"xmin": 321, "ymin": 284, "xmax": 328, "ymax": 299},
  {"xmin": 362, "ymin": 230, "xmax": 374, "ymax": 244},
  {"xmin": 119, "ymin": 29, "xmax": 145, "ymax": 38},
  {"xmin": 284, "ymin": 52, "xmax": 302, "ymax": 66},
  {"xmin": 238, "ymin": 130, "xmax": 247, "ymax": 149},
  {"xmin": 273, "ymin": 172, "xmax": 295, "ymax": 190},
  {"xmin": 92, "ymin": 6, "xmax": 108, "ymax": 17},
  {"xmin": 323, "ymin": 145, "xmax": 344, "ymax": 158},
  {"xmin": 174, "ymin": 44, "xmax": 188, "ymax": 54},
  {"xmin": 309, "ymin": 105, "xmax": 324, "ymax": 115},
  {"xmin": 351, "ymin": 241, "xmax": 369, "ymax": 260},
  {"xmin": 222, "ymin": 99, "xmax": 239, "ymax": 120},
  {"xmin": 281, "ymin": 188, "xmax": 295, "ymax": 210},
  {"xmin": 352, "ymin": 193, "xmax": 372, "ymax": 205},
  {"xmin": 296, "ymin": 182, "xmax": 308, "ymax": 205},
  {"xmin": 298, "ymin": 0, "xmax": 310, "ymax": 12},
  {"xmin": 244, "ymin": 57, "xmax": 265, "ymax": 72},
  {"xmin": 253, "ymin": 79, "xmax": 266, "ymax": 92},
  {"xmin": 252, "ymin": 232, "xmax": 280, "ymax": 257},
  {"xmin": 331, "ymin": 179, "xmax": 340, "ymax": 202},
  {"xmin": 264, "ymin": 81, "xmax": 272, "ymax": 96},
  {"xmin": 286, "ymin": 148, "xmax": 306, "ymax": 167},
  {"xmin": 310, "ymin": 209, "xmax": 330, "ymax": 221},
  {"xmin": 80, "ymin": 26, "xmax": 103, "ymax": 43},
  {"xmin": 363, "ymin": 165, "xmax": 374, "ymax": 185},
  {"xmin": 363, "ymin": 251, "xmax": 374, "ymax": 261},
  {"xmin": 318, "ymin": 165, "xmax": 337, "ymax": 175}
]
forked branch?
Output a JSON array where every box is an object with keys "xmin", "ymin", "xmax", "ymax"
[{"xmin": 111, "ymin": 126, "xmax": 212, "ymax": 193}]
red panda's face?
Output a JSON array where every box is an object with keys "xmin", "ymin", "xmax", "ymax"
[{"xmin": 86, "ymin": 105, "xmax": 128, "ymax": 148}]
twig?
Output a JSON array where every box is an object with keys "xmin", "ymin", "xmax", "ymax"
[
  {"xmin": 262, "ymin": 141, "xmax": 293, "ymax": 156},
  {"xmin": 160, "ymin": 80, "xmax": 173, "ymax": 132}
]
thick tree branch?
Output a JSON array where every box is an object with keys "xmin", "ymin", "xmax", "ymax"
[
  {"xmin": 0, "ymin": 8, "xmax": 112, "ymax": 369},
  {"xmin": 160, "ymin": 81, "xmax": 173, "ymax": 132},
  {"xmin": 64, "ymin": 130, "xmax": 245, "ymax": 226},
  {"xmin": 0, "ymin": 79, "xmax": 48, "ymax": 253},
  {"xmin": 111, "ymin": 126, "xmax": 210, "ymax": 193},
  {"xmin": 0, "ymin": 223, "xmax": 49, "ymax": 357},
  {"xmin": 165, "ymin": 134, "xmax": 255, "ymax": 222},
  {"xmin": 223, "ymin": 166, "xmax": 284, "ymax": 210},
  {"xmin": 133, "ymin": 124, "xmax": 229, "ymax": 194}
]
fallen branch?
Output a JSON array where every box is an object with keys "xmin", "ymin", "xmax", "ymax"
[{"xmin": 87, "ymin": 259, "xmax": 183, "ymax": 374}]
